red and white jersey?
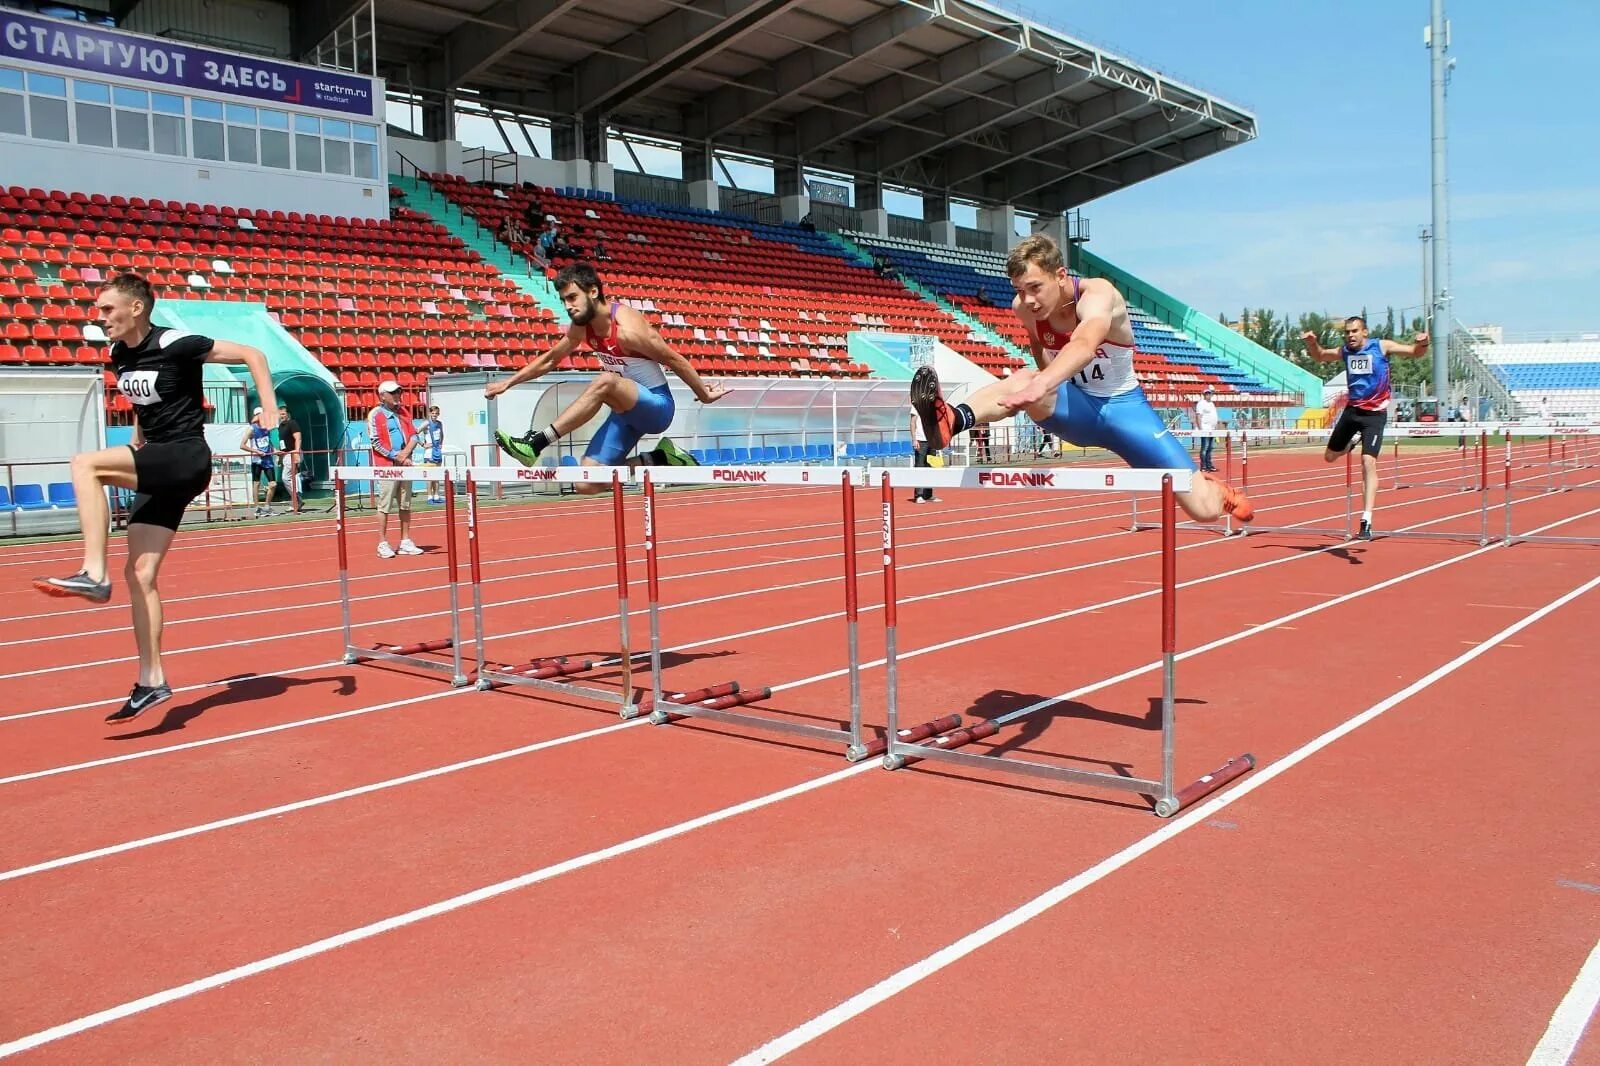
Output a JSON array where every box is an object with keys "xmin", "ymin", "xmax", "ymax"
[
  {"xmin": 1034, "ymin": 321, "xmax": 1140, "ymax": 398},
  {"xmin": 585, "ymin": 315, "xmax": 667, "ymax": 389}
]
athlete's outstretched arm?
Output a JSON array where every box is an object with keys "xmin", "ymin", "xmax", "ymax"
[
  {"xmin": 1302, "ymin": 331, "xmax": 1342, "ymax": 361},
  {"xmin": 1380, "ymin": 333, "xmax": 1430, "ymax": 357},
  {"xmin": 485, "ymin": 328, "xmax": 580, "ymax": 398},
  {"xmin": 998, "ymin": 292, "xmax": 1115, "ymax": 411},
  {"xmin": 208, "ymin": 340, "xmax": 277, "ymax": 426},
  {"xmin": 621, "ymin": 310, "xmax": 729, "ymax": 404}
]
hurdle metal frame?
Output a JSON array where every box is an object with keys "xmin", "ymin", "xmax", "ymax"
[
  {"xmin": 1130, "ymin": 429, "xmax": 1237, "ymax": 538},
  {"xmin": 634, "ymin": 465, "xmax": 958, "ymax": 760},
  {"xmin": 333, "ymin": 465, "xmax": 474, "ymax": 686},
  {"xmin": 876, "ymin": 465, "xmax": 1255, "ymax": 817},
  {"xmin": 1232, "ymin": 427, "xmax": 1495, "ymax": 545},
  {"xmin": 464, "ymin": 465, "xmax": 639, "ymax": 716},
  {"xmin": 1389, "ymin": 424, "xmax": 1488, "ymax": 491},
  {"xmin": 1503, "ymin": 426, "xmax": 1600, "ymax": 547}
]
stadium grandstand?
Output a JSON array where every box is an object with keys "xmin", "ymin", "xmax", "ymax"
[
  {"xmin": 1473, "ymin": 334, "xmax": 1600, "ymax": 419},
  {"xmin": 0, "ymin": 0, "xmax": 1328, "ymax": 527}
]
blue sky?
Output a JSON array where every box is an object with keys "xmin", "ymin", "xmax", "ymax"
[{"xmin": 1007, "ymin": 0, "xmax": 1600, "ymax": 335}]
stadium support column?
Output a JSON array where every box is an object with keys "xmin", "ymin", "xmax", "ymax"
[
  {"xmin": 978, "ymin": 203, "xmax": 1018, "ymax": 253},
  {"xmin": 684, "ymin": 143, "xmax": 719, "ymax": 211},
  {"xmin": 1426, "ymin": 0, "xmax": 1452, "ymax": 401},
  {"xmin": 777, "ymin": 162, "xmax": 810, "ymax": 224},
  {"xmin": 552, "ymin": 114, "xmax": 613, "ymax": 195},
  {"xmin": 925, "ymin": 190, "xmax": 955, "ymax": 247},
  {"xmin": 856, "ymin": 179, "xmax": 887, "ymax": 236}
]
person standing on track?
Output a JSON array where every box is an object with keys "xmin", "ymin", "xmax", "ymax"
[
  {"xmin": 1194, "ymin": 385, "xmax": 1219, "ymax": 472},
  {"xmin": 418, "ymin": 404, "xmax": 445, "ymax": 506},
  {"xmin": 369, "ymin": 379, "xmax": 423, "ymax": 559},
  {"xmin": 32, "ymin": 273, "xmax": 278, "ymax": 723},
  {"xmin": 277, "ymin": 407, "xmax": 303, "ymax": 513},
  {"xmin": 241, "ymin": 407, "xmax": 276, "ymax": 518},
  {"xmin": 1303, "ymin": 317, "xmax": 1429, "ymax": 541},
  {"xmin": 909, "ymin": 235, "xmax": 1253, "ymax": 524},
  {"xmin": 487, "ymin": 263, "xmax": 729, "ymax": 493}
]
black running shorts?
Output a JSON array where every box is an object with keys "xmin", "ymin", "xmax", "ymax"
[
  {"xmin": 128, "ymin": 439, "xmax": 213, "ymax": 531},
  {"xmin": 1327, "ymin": 406, "xmax": 1388, "ymax": 458}
]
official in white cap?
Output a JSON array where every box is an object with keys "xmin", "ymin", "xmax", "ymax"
[{"xmin": 368, "ymin": 379, "xmax": 422, "ymax": 558}]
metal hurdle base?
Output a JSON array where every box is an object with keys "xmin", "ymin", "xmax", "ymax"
[
  {"xmin": 474, "ymin": 656, "xmax": 640, "ymax": 716},
  {"xmin": 881, "ymin": 730, "xmax": 1256, "ymax": 818},
  {"xmin": 344, "ymin": 637, "xmax": 471, "ymax": 687}
]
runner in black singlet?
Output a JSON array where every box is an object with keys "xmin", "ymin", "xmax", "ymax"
[{"xmin": 32, "ymin": 273, "xmax": 279, "ymax": 723}]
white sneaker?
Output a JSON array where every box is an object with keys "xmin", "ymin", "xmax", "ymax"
[
  {"xmin": 396, "ymin": 539, "xmax": 424, "ymax": 556},
  {"xmin": 377, "ymin": 541, "xmax": 396, "ymax": 559}
]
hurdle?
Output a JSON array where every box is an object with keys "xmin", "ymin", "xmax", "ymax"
[
  {"xmin": 876, "ymin": 465, "xmax": 1254, "ymax": 817},
  {"xmin": 332, "ymin": 465, "xmax": 473, "ymax": 686},
  {"xmin": 1233, "ymin": 427, "xmax": 1494, "ymax": 545},
  {"xmin": 1503, "ymin": 426, "xmax": 1600, "ymax": 547},
  {"xmin": 464, "ymin": 464, "xmax": 639, "ymax": 716},
  {"xmin": 1130, "ymin": 428, "xmax": 1237, "ymax": 537},
  {"xmin": 633, "ymin": 465, "xmax": 959, "ymax": 760},
  {"xmin": 1389, "ymin": 423, "xmax": 1489, "ymax": 491}
]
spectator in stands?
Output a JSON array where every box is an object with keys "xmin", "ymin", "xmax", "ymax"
[
  {"xmin": 487, "ymin": 263, "xmax": 729, "ymax": 492},
  {"xmin": 910, "ymin": 234, "xmax": 1254, "ymax": 526},
  {"xmin": 1304, "ymin": 317, "xmax": 1430, "ymax": 541},
  {"xmin": 909, "ymin": 405, "xmax": 937, "ymax": 504},
  {"xmin": 593, "ymin": 236, "xmax": 610, "ymax": 262},
  {"xmin": 799, "ymin": 212, "xmax": 816, "ymax": 232},
  {"xmin": 241, "ymin": 407, "xmax": 277, "ymax": 518},
  {"xmin": 278, "ymin": 408, "xmax": 303, "ymax": 513},
  {"xmin": 1194, "ymin": 386, "xmax": 1219, "ymax": 472},
  {"xmin": 33, "ymin": 272, "xmax": 279, "ymax": 723},
  {"xmin": 368, "ymin": 380, "xmax": 423, "ymax": 558},
  {"xmin": 521, "ymin": 187, "xmax": 544, "ymax": 228},
  {"xmin": 498, "ymin": 215, "xmax": 525, "ymax": 248},
  {"xmin": 1539, "ymin": 396, "xmax": 1553, "ymax": 422},
  {"xmin": 418, "ymin": 404, "xmax": 445, "ymax": 505}
]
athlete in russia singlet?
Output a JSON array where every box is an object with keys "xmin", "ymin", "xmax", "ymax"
[
  {"xmin": 1035, "ymin": 322, "xmax": 1141, "ymax": 397},
  {"xmin": 585, "ymin": 317, "xmax": 668, "ymax": 390}
]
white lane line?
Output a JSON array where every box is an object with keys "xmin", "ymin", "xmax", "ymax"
[
  {"xmin": 732, "ymin": 571, "xmax": 1600, "ymax": 1065},
  {"xmin": 1528, "ymin": 939, "xmax": 1600, "ymax": 1066}
]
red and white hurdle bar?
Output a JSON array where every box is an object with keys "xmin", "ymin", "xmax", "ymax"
[
  {"xmin": 1502, "ymin": 426, "xmax": 1600, "ymax": 546},
  {"xmin": 333, "ymin": 465, "xmax": 474, "ymax": 686},
  {"xmin": 462, "ymin": 465, "xmax": 638, "ymax": 716},
  {"xmin": 632, "ymin": 464, "xmax": 956, "ymax": 760},
  {"xmin": 1232, "ymin": 426, "xmax": 1494, "ymax": 545},
  {"xmin": 875, "ymin": 464, "xmax": 1254, "ymax": 817}
]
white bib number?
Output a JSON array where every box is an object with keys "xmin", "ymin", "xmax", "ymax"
[
  {"xmin": 1074, "ymin": 363, "xmax": 1105, "ymax": 387},
  {"xmin": 118, "ymin": 370, "xmax": 162, "ymax": 405},
  {"xmin": 1347, "ymin": 353, "xmax": 1374, "ymax": 375}
]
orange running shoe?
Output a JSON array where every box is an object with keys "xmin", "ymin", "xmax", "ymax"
[
  {"xmin": 910, "ymin": 366, "xmax": 957, "ymax": 449},
  {"xmin": 1207, "ymin": 472, "xmax": 1254, "ymax": 522}
]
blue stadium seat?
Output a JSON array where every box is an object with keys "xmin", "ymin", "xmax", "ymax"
[
  {"xmin": 0, "ymin": 487, "xmax": 13, "ymax": 513},
  {"xmin": 47, "ymin": 482, "xmax": 75, "ymax": 507},
  {"xmin": 13, "ymin": 484, "xmax": 50, "ymax": 510}
]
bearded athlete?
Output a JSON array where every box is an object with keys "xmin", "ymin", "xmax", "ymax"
[
  {"xmin": 487, "ymin": 263, "xmax": 728, "ymax": 493},
  {"xmin": 911, "ymin": 234, "xmax": 1253, "ymax": 524}
]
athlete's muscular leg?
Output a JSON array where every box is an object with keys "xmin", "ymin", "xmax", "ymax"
[
  {"xmin": 960, "ymin": 368, "xmax": 1059, "ymax": 424},
  {"xmin": 1361, "ymin": 453, "xmax": 1379, "ymax": 514},
  {"xmin": 71, "ymin": 445, "xmax": 140, "ymax": 582},
  {"xmin": 552, "ymin": 373, "xmax": 640, "ymax": 437}
]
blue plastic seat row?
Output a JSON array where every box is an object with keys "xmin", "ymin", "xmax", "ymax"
[{"xmin": 0, "ymin": 482, "xmax": 74, "ymax": 512}]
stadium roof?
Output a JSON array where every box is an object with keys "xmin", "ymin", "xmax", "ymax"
[{"xmin": 317, "ymin": 0, "xmax": 1258, "ymax": 213}]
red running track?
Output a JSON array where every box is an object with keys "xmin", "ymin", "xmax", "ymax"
[{"xmin": 1, "ymin": 448, "xmax": 1597, "ymax": 1062}]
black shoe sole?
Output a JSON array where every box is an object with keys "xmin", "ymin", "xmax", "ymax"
[
  {"xmin": 106, "ymin": 687, "xmax": 172, "ymax": 724},
  {"xmin": 910, "ymin": 366, "xmax": 950, "ymax": 449}
]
